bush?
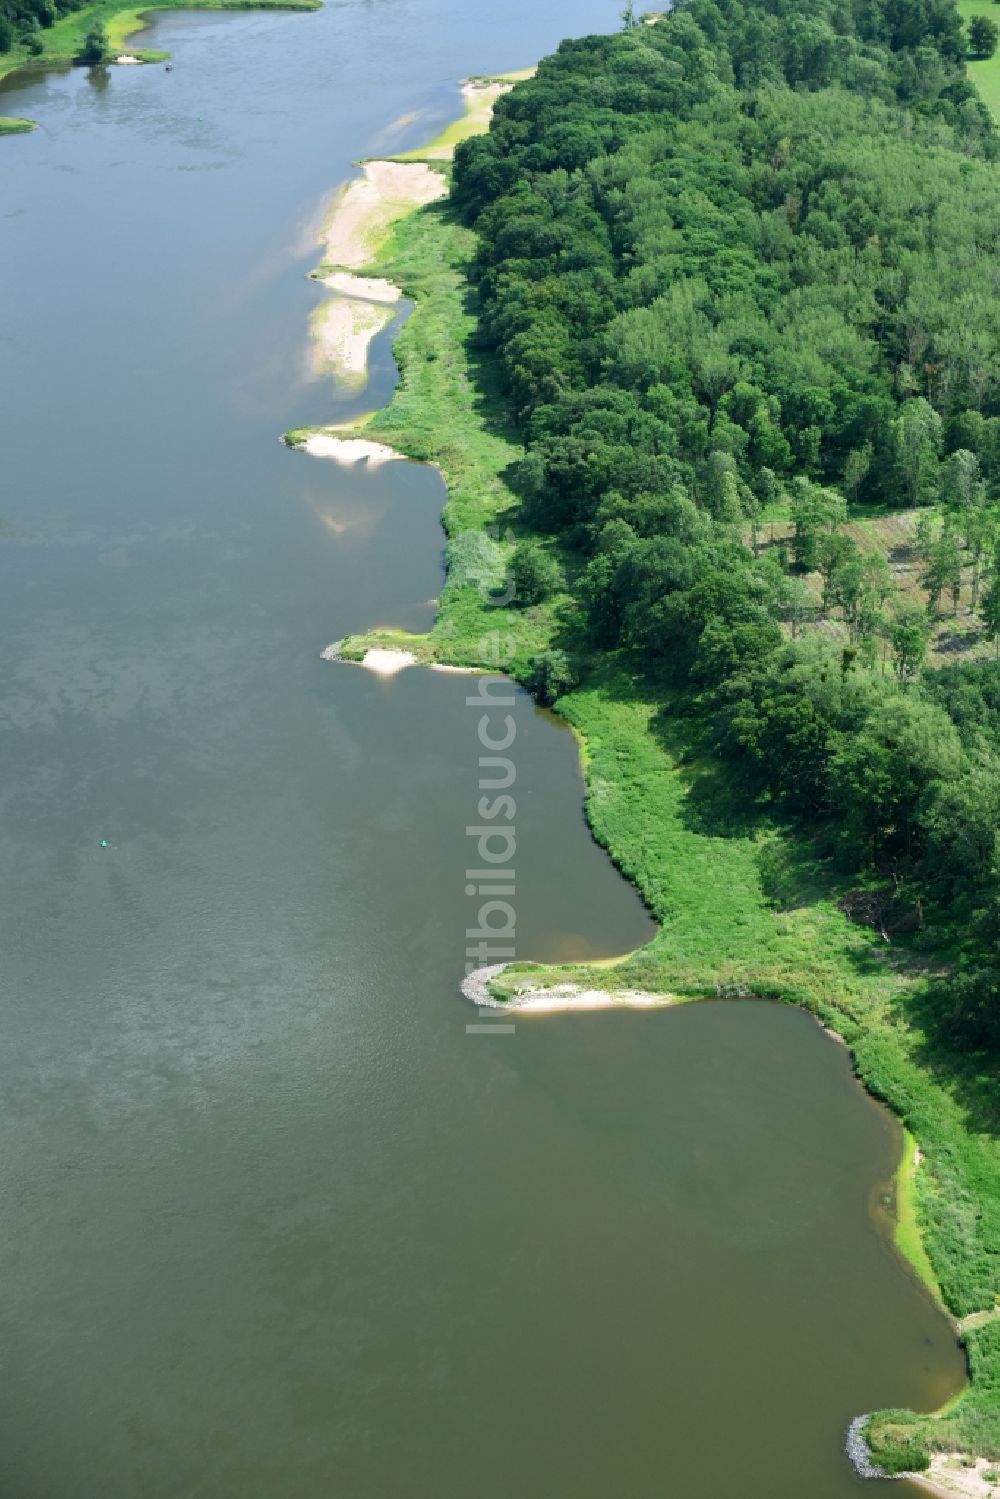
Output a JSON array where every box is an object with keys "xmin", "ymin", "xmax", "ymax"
[
  {"xmin": 524, "ymin": 649, "xmax": 578, "ymax": 706},
  {"xmin": 78, "ymin": 21, "xmax": 110, "ymax": 63},
  {"xmin": 866, "ymin": 1412, "xmax": 931, "ymax": 1474},
  {"xmin": 968, "ymin": 15, "xmax": 1000, "ymax": 58},
  {"xmin": 509, "ymin": 539, "xmax": 562, "ymax": 606}
]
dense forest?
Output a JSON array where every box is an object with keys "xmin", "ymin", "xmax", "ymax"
[{"xmin": 453, "ymin": 0, "xmax": 1000, "ymax": 1053}]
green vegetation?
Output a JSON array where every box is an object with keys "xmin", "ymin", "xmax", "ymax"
[
  {"xmin": 312, "ymin": 0, "xmax": 1000, "ymax": 1473},
  {"xmin": 895, "ymin": 1130, "xmax": 946, "ymax": 1306},
  {"xmin": 0, "ymin": 0, "xmax": 318, "ymax": 87}
]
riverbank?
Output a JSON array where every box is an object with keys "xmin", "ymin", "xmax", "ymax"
[
  {"xmin": 300, "ymin": 78, "xmax": 530, "ymax": 390},
  {"xmin": 292, "ymin": 78, "xmax": 999, "ymax": 1484},
  {"xmin": 0, "ymin": 0, "xmax": 319, "ymax": 96}
]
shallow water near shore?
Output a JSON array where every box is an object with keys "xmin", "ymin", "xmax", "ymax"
[{"xmin": 0, "ymin": 4, "xmax": 965, "ymax": 1495}]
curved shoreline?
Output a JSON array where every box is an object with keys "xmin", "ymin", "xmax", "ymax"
[{"xmin": 290, "ymin": 70, "xmax": 994, "ymax": 1490}]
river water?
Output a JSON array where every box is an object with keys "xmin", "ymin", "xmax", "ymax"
[{"xmin": 0, "ymin": 5, "xmax": 965, "ymax": 1495}]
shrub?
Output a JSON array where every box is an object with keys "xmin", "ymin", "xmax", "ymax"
[
  {"xmin": 524, "ymin": 649, "xmax": 578, "ymax": 705},
  {"xmin": 509, "ymin": 539, "xmax": 562, "ymax": 606}
]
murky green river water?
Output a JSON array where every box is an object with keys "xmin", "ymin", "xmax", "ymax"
[{"xmin": 0, "ymin": 5, "xmax": 964, "ymax": 1494}]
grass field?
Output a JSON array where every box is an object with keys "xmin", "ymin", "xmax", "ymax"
[
  {"xmin": 296, "ymin": 163, "xmax": 1000, "ymax": 1473},
  {"xmin": 958, "ymin": 0, "xmax": 1000, "ymax": 118}
]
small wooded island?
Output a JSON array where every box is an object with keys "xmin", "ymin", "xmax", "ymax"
[{"xmin": 0, "ymin": 0, "xmax": 317, "ymax": 93}]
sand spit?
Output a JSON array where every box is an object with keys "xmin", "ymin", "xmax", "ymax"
[
  {"xmin": 312, "ymin": 297, "xmax": 395, "ymax": 382},
  {"xmin": 462, "ymin": 964, "xmax": 674, "ymax": 1014},
  {"xmin": 320, "ymin": 643, "xmax": 416, "ymax": 675},
  {"xmin": 321, "ymin": 160, "xmax": 447, "ymax": 270},
  {"xmin": 301, "ymin": 434, "xmax": 404, "ymax": 467}
]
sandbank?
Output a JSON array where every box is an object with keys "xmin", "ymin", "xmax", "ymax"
[
  {"xmin": 311, "ymin": 297, "xmax": 395, "ymax": 383},
  {"xmin": 301, "ymin": 434, "xmax": 404, "ymax": 467}
]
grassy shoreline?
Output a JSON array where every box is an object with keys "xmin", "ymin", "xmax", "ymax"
[
  {"xmin": 0, "ymin": 0, "xmax": 318, "ymax": 96},
  {"xmin": 290, "ymin": 112, "xmax": 999, "ymax": 1485}
]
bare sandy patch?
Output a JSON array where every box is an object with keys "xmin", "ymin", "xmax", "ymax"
[
  {"xmin": 301, "ymin": 434, "xmax": 403, "ymax": 468},
  {"xmin": 359, "ymin": 649, "xmax": 415, "ymax": 676},
  {"xmin": 507, "ymin": 987, "xmax": 675, "ymax": 1014},
  {"xmin": 321, "ymin": 161, "xmax": 447, "ymax": 270},
  {"xmin": 311, "ymin": 298, "xmax": 395, "ymax": 383},
  {"xmin": 909, "ymin": 1455, "xmax": 1000, "ymax": 1499}
]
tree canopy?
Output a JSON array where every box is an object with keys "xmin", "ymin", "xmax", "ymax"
[{"xmin": 454, "ymin": 0, "xmax": 1000, "ymax": 1049}]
